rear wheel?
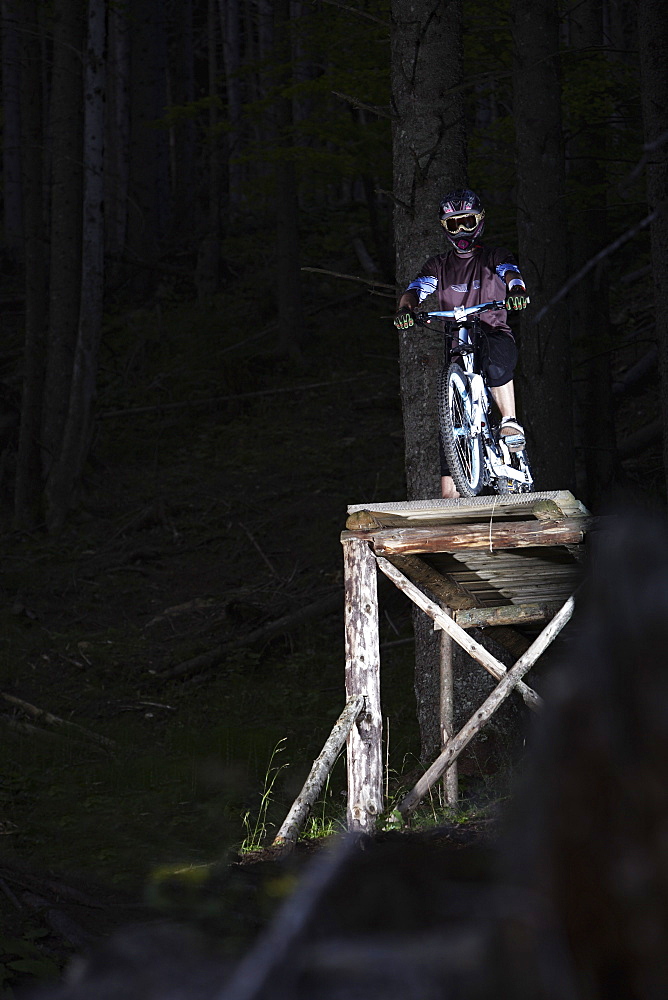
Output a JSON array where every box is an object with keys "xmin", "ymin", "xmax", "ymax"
[{"xmin": 438, "ymin": 362, "xmax": 484, "ymax": 497}]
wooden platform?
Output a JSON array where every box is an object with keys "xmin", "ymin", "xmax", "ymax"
[
  {"xmin": 341, "ymin": 491, "xmax": 590, "ymax": 832},
  {"xmin": 346, "ymin": 490, "xmax": 588, "ymax": 524},
  {"xmin": 344, "ymin": 491, "xmax": 588, "ymax": 624},
  {"xmin": 340, "ymin": 491, "xmax": 591, "ymax": 832}
]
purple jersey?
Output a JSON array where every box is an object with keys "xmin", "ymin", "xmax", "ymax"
[{"xmin": 406, "ymin": 245, "xmax": 524, "ymax": 335}]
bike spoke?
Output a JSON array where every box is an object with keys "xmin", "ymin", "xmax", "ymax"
[{"xmin": 450, "ymin": 383, "xmax": 476, "ymax": 482}]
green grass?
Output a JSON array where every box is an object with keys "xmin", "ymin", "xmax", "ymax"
[{"xmin": 239, "ymin": 738, "xmax": 289, "ymax": 853}]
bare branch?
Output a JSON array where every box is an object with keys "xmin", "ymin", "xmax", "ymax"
[
  {"xmin": 301, "ymin": 266, "xmax": 395, "ymax": 289},
  {"xmin": 627, "ymin": 129, "xmax": 668, "ymax": 183},
  {"xmin": 317, "ymin": 0, "xmax": 390, "ymax": 27},
  {"xmin": 99, "ymin": 374, "xmax": 381, "ymax": 420},
  {"xmin": 331, "ymin": 90, "xmax": 394, "ymax": 119},
  {"xmin": 533, "ymin": 210, "xmax": 658, "ymax": 323}
]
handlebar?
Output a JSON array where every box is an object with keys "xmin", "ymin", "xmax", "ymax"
[{"xmin": 415, "ymin": 300, "xmax": 506, "ymax": 324}]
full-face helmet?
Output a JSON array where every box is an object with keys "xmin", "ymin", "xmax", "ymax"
[{"xmin": 439, "ymin": 189, "xmax": 485, "ymax": 253}]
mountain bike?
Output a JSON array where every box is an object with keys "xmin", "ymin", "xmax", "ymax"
[{"xmin": 415, "ymin": 301, "xmax": 534, "ymax": 497}]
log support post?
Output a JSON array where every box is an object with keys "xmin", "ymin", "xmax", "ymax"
[
  {"xmin": 439, "ymin": 613, "xmax": 458, "ymax": 805},
  {"xmin": 342, "ymin": 536, "xmax": 383, "ymax": 832}
]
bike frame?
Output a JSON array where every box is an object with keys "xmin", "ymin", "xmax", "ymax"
[{"xmin": 418, "ymin": 302, "xmax": 533, "ymax": 491}]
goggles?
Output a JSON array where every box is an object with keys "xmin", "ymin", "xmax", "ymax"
[{"xmin": 440, "ymin": 210, "xmax": 485, "ymax": 234}]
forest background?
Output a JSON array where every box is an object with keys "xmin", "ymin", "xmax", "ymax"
[{"xmin": 0, "ymin": 0, "xmax": 667, "ymax": 991}]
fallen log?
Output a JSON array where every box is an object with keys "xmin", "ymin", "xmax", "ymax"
[
  {"xmin": 272, "ymin": 694, "xmax": 365, "ymax": 852},
  {"xmin": 159, "ymin": 591, "xmax": 341, "ymax": 682},
  {"xmin": 1, "ymin": 692, "xmax": 117, "ymax": 749}
]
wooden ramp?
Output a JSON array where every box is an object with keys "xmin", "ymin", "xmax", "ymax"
[{"xmin": 341, "ymin": 491, "xmax": 589, "ymax": 832}]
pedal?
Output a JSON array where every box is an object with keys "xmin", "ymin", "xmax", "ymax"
[{"xmin": 500, "ymin": 433, "xmax": 524, "ymax": 452}]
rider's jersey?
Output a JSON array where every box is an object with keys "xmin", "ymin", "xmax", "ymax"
[{"xmin": 405, "ymin": 245, "xmax": 524, "ymax": 336}]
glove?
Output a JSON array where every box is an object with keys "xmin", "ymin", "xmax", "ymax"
[
  {"xmin": 505, "ymin": 289, "xmax": 530, "ymax": 311},
  {"xmin": 394, "ymin": 306, "xmax": 415, "ymax": 330}
]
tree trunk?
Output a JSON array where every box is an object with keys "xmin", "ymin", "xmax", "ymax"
[
  {"xmin": 14, "ymin": 0, "xmax": 47, "ymax": 529},
  {"xmin": 391, "ymin": 0, "xmax": 466, "ymax": 762},
  {"xmin": 208, "ymin": 0, "xmax": 222, "ymax": 237},
  {"xmin": 392, "ymin": 0, "xmax": 467, "ymax": 495},
  {"xmin": 168, "ymin": 0, "xmax": 196, "ymax": 243},
  {"xmin": 637, "ymin": 0, "xmax": 668, "ymax": 500},
  {"xmin": 255, "ymin": 0, "xmax": 274, "ymax": 173},
  {"xmin": 46, "ymin": 0, "xmax": 106, "ymax": 533},
  {"xmin": 127, "ymin": 0, "xmax": 169, "ymax": 296},
  {"xmin": 220, "ymin": 0, "xmax": 243, "ymax": 213},
  {"xmin": 1, "ymin": 0, "xmax": 23, "ymax": 257},
  {"xmin": 568, "ymin": 0, "xmax": 618, "ymax": 510},
  {"xmin": 512, "ymin": 0, "xmax": 575, "ymax": 491},
  {"xmin": 274, "ymin": 0, "xmax": 304, "ymax": 359},
  {"xmin": 105, "ymin": 0, "xmax": 130, "ymax": 260},
  {"xmin": 42, "ymin": 0, "xmax": 84, "ymax": 483}
]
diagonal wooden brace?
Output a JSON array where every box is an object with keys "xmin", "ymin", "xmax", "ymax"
[
  {"xmin": 375, "ymin": 555, "xmax": 543, "ymax": 712},
  {"xmin": 397, "ymin": 594, "xmax": 575, "ymax": 818}
]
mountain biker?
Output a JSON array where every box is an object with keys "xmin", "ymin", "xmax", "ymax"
[{"xmin": 394, "ymin": 189, "xmax": 530, "ymax": 499}]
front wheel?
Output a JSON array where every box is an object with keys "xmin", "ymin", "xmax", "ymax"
[{"xmin": 438, "ymin": 362, "xmax": 484, "ymax": 497}]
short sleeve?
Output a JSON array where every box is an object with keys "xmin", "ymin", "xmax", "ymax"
[{"xmin": 405, "ymin": 256, "xmax": 439, "ymax": 303}]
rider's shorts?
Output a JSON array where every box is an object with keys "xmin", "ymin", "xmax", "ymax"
[{"xmin": 477, "ymin": 323, "xmax": 518, "ymax": 388}]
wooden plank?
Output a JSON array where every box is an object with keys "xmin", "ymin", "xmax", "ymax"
[
  {"xmin": 342, "ymin": 536, "xmax": 383, "ymax": 833},
  {"xmin": 273, "ymin": 694, "xmax": 364, "ymax": 851},
  {"xmin": 388, "ymin": 554, "xmax": 530, "ymax": 661},
  {"xmin": 345, "ymin": 517, "xmax": 590, "ymax": 555},
  {"xmin": 346, "ymin": 491, "xmax": 588, "ymax": 524},
  {"xmin": 375, "ymin": 556, "xmax": 542, "ymax": 712},
  {"xmin": 398, "ymin": 596, "xmax": 576, "ymax": 818},
  {"xmin": 448, "ymin": 550, "xmax": 581, "ymax": 607},
  {"xmin": 454, "ymin": 601, "xmax": 562, "ymax": 628}
]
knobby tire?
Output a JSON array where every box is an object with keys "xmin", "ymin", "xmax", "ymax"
[{"xmin": 438, "ymin": 362, "xmax": 484, "ymax": 497}]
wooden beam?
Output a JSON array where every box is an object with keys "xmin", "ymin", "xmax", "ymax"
[
  {"xmin": 272, "ymin": 694, "xmax": 364, "ymax": 851},
  {"xmin": 343, "ymin": 516, "xmax": 589, "ymax": 555},
  {"xmin": 388, "ymin": 553, "xmax": 475, "ymax": 607},
  {"xmin": 398, "ymin": 596, "xmax": 576, "ymax": 818},
  {"xmin": 386, "ymin": 554, "xmax": 530, "ymax": 661},
  {"xmin": 342, "ymin": 536, "xmax": 383, "ymax": 833},
  {"xmin": 439, "ymin": 617, "xmax": 458, "ymax": 805},
  {"xmin": 454, "ymin": 601, "xmax": 562, "ymax": 628},
  {"xmin": 375, "ymin": 556, "xmax": 542, "ymax": 712}
]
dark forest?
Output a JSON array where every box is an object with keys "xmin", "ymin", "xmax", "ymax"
[{"xmin": 1, "ymin": 0, "xmax": 668, "ymax": 996}]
